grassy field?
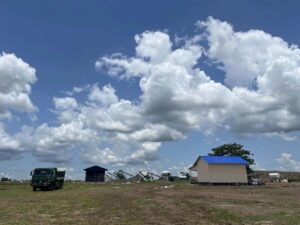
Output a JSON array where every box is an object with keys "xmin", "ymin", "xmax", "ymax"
[{"xmin": 0, "ymin": 181, "xmax": 300, "ymax": 225}]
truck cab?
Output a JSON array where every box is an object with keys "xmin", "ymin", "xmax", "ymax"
[{"xmin": 30, "ymin": 168, "xmax": 65, "ymax": 191}]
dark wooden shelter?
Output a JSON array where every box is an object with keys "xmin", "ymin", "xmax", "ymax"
[{"xmin": 84, "ymin": 166, "xmax": 107, "ymax": 182}]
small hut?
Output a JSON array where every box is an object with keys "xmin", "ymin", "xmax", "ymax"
[{"xmin": 84, "ymin": 166, "xmax": 107, "ymax": 182}]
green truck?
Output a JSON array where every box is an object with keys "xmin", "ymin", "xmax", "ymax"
[{"xmin": 30, "ymin": 168, "xmax": 66, "ymax": 191}]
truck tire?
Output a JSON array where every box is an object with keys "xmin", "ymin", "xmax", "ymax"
[
  {"xmin": 54, "ymin": 183, "xmax": 59, "ymax": 190},
  {"xmin": 33, "ymin": 187, "xmax": 37, "ymax": 191}
]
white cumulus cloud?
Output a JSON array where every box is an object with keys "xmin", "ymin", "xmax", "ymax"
[
  {"xmin": 277, "ymin": 153, "xmax": 300, "ymax": 171},
  {"xmin": 2, "ymin": 18, "xmax": 300, "ymax": 166},
  {"xmin": 0, "ymin": 123, "xmax": 23, "ymax": 160},
  {"xmin": 0, "ymin": 52, "xmax": 37, "ymax": 118}
]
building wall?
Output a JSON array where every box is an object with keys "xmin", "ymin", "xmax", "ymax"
[
  {"xmin": 208, "ymin": 164, "xmax": 248, "ymax": 183},
  {"xmin": 85, "ymin": 171, "xmax": 105, "ymax": 182},
  {"xmin": 196, "ymin": 159, "xmax": 210, "ymax": 182},
  {"xmin": 195, "ymin": 159, "xmax": 248, "ymax": 183}
]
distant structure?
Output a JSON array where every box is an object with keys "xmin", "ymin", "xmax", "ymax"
[
  {"xmin": 161, "ymin": 171, "xmax": 174, "ymax": 182},
  {"xmin": 84, "ymin": 166, "xmax": 107, "ymax": 182},
  {"xmin": 189, "ymin": 156, "xmax": 248, "ymax": 184},
  {"xmin": 1, "ymin": 177, "xmax": 12, "ymax": 182},
  {"xmin": 269, "ymin": 172, "xmax": 281, "ymax": 182}
]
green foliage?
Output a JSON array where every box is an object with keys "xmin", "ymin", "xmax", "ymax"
[
  {"xmin": 209, "ymin": 143, "xmax": 255, "ymax": 174},
  {"xmin": 209, "ymin": 143, "xmax": 254, "ymax": 165}
]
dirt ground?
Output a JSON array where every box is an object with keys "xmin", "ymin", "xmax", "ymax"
[{"xmin": 0, "ymin": 181, "xmax": 300, "ymax": 225}]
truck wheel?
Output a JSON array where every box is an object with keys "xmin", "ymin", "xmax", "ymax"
[{"xmin": 33, "ymin": 187, "xmax": 37, "ymax": 191}]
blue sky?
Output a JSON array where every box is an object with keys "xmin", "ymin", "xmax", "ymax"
[{"xmin": 1, "ymin": 1, "xmax": 300, "ymax": 180}]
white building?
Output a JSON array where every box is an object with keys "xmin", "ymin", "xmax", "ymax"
[{"xmin": 189, "ymin": 156, "xmax": 248, "ymax": 184}]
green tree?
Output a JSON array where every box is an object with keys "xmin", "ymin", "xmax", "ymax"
[
  {"xmin": 209, "ymin": 143, "xmax": 255, "ymax": 173},
  {"xmin": 114, "ymin": 170, "xmax": 126, "ymax": 180}
]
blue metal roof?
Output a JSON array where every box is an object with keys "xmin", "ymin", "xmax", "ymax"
[{"xmin": 202, "ymin": 156, "xmax": 248, "ymax": 165}]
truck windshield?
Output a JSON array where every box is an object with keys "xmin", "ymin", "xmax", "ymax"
[{"xmin": 34, "ymin": 169, "xmax": 53, "ymax": 176}]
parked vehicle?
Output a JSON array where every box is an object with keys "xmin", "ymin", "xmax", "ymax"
[
  {"xmin": 250, "ymin": 178, "xmax": 264, "ymax": 185},
  {"xmin": 30, "ymin": 168, "xmax": 65, "ymax": 191},
  {"xmin": 248, "ymin": 174, "xmax": 264, "ymax": 185}
]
